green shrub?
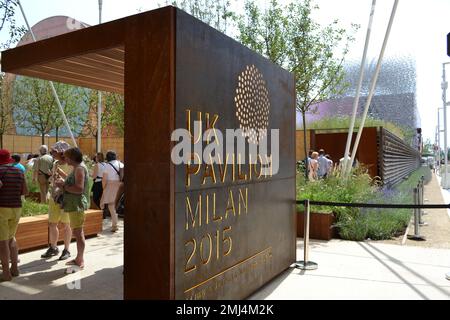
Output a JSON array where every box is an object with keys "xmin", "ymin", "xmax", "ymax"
[
  {"xmin": 297, "ymin": 166, "xmax": 431, "ymax": 241},
  {"xmin": 25, "ymin": 169, "xmax": 40, "ymax": 193},
  {"xmin": 22, "ymin": 198, "xmax": 48, "ymax": 217}
]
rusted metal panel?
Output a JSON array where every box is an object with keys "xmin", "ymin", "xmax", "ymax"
[{"xmin": 175, "ymin": 9, "xmax": 296, "ymax": 300}]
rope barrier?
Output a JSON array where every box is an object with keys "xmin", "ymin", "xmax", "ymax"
[{"xmin": 296, "ymin": 200, "xmax": 450, "ymax": 209}]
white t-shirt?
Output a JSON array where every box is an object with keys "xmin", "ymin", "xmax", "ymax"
[
  {"xmin": 94, "ymin": 162, "xmax": 106, "ymax": 182},
  {"xmin": 103, "ymin": 160, "xmax": 124, "ymax": 182}
]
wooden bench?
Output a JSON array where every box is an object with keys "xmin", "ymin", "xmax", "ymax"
[{"xmin": 15, "ymin": 210, "xmax": 103, "ymax": 253}]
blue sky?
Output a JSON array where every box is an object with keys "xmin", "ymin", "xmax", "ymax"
[{"xmin": 1, "ymin": 0, "xmax": 450, "ymax": 143}]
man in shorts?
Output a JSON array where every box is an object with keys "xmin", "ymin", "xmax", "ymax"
[{"xmin": 0, "ymin": 149, "xmax": 27, "ymax": 281}]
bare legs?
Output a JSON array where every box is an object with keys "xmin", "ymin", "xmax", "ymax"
[
  {"xmin": 49, "ymin": 222, "xmax": 71, "ymax": 251},
  {"xmin": 0, "ymin": 238, "xmax": 19, "ymax": 281},
  {"xmin": 108, "ymin": 203, "xmax": 118, "ymax": 231},
  {"xmin": 71, "ymin": 228, "xmax": 85, "ymax": 267}
]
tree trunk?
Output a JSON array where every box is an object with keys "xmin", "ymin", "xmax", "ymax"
[
  {"xmin": 0, "ymin": 134, "xmax": 3, "ymax": 149},
  {"xmin": 41, "ymin": 133, "xmax": 45, "ymax": 146},
  {"xmin": 55, "ymin": 127, "xmax": 59, "ymax": 142},
  {"xmin": 302, "ymin": 110, "xmax": 308, "ymax": 181}
]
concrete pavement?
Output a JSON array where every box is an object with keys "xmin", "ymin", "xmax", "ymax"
[
  {"xmin": 0, "ymin": 219, "xmax": 123, "ymax": 300},
  {"xmin": 249, "ymin": 239, "xmax": 450, "ymax": 300}
]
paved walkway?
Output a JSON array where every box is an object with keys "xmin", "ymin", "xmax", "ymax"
[
  {"xmin": 0, "ymin": 219, "xmax": 123, "ymax": 300},
  {"xmin": 380, "ymin": 172, "xmax": 450, "ymax": 248},
  {"xmin": 402, "ymin": 172, "xmax": 450, "ymax": 248},
  {"xmin": 249, "ymin": 239, "xmax": 450, "ymax": 300}
]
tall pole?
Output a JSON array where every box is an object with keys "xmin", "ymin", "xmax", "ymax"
[
  {"xmin": 347, "ymin": 0, "xmax": 399, "ymax": 177},
  {"xmin": 97, "ymin": 0, "xmax": 103, "ymax": 154},
  {"xmin": 17, "ymin": 0, "xmax": 78, "ymax": 147},
  {"xmin": 442, "ymin": 63, "xmax": 450, "ymax": 188},
  {"xmin": 438, "ymin": 108, "xmax": 441, "ymax": 172},
  {"xmin": 342, "ymin": 0, "xmax": 376, "ymax": 176}
]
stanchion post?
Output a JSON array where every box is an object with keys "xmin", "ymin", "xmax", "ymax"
[
  {"xmin": 296, "ymin": 199, "xmax": 318, "ymax": 270},
  {"xmin": 408, "ymin": 187, "xmax": 426, "ymax": 241},
  {"xmin": 419, "ymin": 178, "xmax": 428, "ymax": 226}
]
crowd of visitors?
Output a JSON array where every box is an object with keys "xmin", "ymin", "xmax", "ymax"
[
  {"xmin": 306, "ymin": 148, "xmax": 358, "ymax": 181},
  {"xmin": 0, "ymin": 142, "xmax": 124, "ymax": 281}
]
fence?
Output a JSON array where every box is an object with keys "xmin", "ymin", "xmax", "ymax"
[
  {"xmin": 379, "ymin": 128, "xmax": 421, "ymax": 187},
  {"xmin": 1, "ymin": 134, "xmax": 124, "ymax": 160},
  {"xmin": 296, "ymin": 127, "xmax": 421, "ymax": 186}
]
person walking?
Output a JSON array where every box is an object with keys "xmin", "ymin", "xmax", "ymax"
[
  {"xmin": 0, "ymin": 149, "xmax": 27, "ymax": 281},
  {"xmin": 55, "ymin": 148, "xmax": 89, "ymax": 273},
  {"xmin": 40, "ymin": 141, "xmax": 72, "ymax": 261},
  {"xmin": 317, "ymin": 149, "xmax": 329, "ymax": 179},
  {"xmin": 308, "ymin": 151, "xmax": 319, "ymax": 181},
  {"xmin": 100, "ymin": 151, "xmax": 124, "ymax": 233},
  {"xmin": 325, "ymin": 154, "xmax": 334, "ymax": 176},
  {"xmin": 90, "ymin": 152, "xmax": 105, "ymax": 209},
  {"xmin": 33, "ymin": 145, "xmax": 53, "ymax": 203}
]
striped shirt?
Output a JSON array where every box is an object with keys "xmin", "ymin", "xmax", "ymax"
[{"xmin": 0, "ymin": 165, "xmax": 25, "ymax": 208}]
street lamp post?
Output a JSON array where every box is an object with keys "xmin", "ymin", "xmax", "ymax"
[
  {"xmin": 97, "ymin": 0, "xmax": 103, "ymax": 154},
  {"xmin": 441, "ymin": 62, "xmax": 450, "ymax": 188}
]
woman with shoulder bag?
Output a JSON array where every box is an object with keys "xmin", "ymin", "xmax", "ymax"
[
  {"xmin": 55, "ymin": 148, "xmax": 90, "ymax": 273},
  {"xmin": 100, "ymin": 151, "xmax": 123, "ymax": 233}
]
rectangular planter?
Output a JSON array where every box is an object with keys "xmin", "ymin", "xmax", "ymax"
[
  {"xmin": 15, "ymin": 210, "xmax": 103, "ymax": 253},
  {"xmin": 297, "ymin": 211, "xmax": 337, "ymax": 241}
]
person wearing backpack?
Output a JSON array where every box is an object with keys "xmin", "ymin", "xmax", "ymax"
[{"xmin": 100, "ymin": 151, "xmax": 124, "ymax": 233}]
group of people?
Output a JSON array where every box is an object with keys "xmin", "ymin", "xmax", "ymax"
[
  {"xmin": 307, "ymin": 149, "xmax": 359, "ymax": 181},
  {"xmin": 0, "ymin": 141, "xmax": 124, "ymax": 281},
  {"xmin": 307, "ymin": 149, "xmax": 334, "ymax": 181}
]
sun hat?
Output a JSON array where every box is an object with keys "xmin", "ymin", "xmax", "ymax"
[
  {"xmin": 0, "ymin": 149, "xmax": 14, "ymax": 165},
  {"xmin": 51, "ymin": 141, "xmax": 71, "ymax": 154}
]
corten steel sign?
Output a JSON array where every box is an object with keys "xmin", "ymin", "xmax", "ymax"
[{"xmin": 1, "ymin": 7, "xmax": 296, "ymax": 300}]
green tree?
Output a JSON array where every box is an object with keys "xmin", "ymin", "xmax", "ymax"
[
  {"xmin": 52, "ymin": 85, "xmax": 88, "ymax": 141},
  {"xmin": 81, "ymin": 90, "xmax": 124, "ymax": 152},
  {"xmin": 13, "ymin": 77, "xmax": 86, "ymax": 144},
  {"xmin": 104, "ymin": 93, "xmax": 124, "ymax": 136},
  {"xmin": 0, "ymin": 73, "xmax": 14, "ymax": 148},
  {"xmin": 165, "ymin": 0, "xmax": 234, "ymax": 33},
  {"xmin": 0, "ymin": 0, "xmax": 26, "ymax": 49},
  {"xmin": 236, "ymin": 0, "xmax": 357, "ymax": 178}
]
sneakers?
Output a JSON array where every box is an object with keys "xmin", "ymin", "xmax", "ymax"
[
  {"xmin": 58, "ymin": 249, "xmax": 71, "ymax": 261},
  {"xmin": 41, "ymin": 246, "xmax": 59, "ymax": 259}
]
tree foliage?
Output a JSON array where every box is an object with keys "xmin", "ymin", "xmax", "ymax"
[
  {"xmin": 81, "ymin": 90, "xmax": 124, "ymax": 141},
  {"xmin": 12, "ymin": 77, "xmax": 87, "ymax": 144},
  {"xmin": 0, "ymin": 73, "xmax": 14, "ymax": 147},
  {"xmin": 166, "ymin": 0, "xmax": 234, "ymax": 33},
  {"xmin": 0, "ymin": 0, "xmax": 26, "ymax": 49},
  {"xmin": 236, "ymin": 0, "xmax": 357, "ymax": 178}
]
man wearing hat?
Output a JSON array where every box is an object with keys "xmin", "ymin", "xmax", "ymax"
[
  {"xmin": 41, "ymin": 141, "xmax": 72, "ymax": 261},
  {"xmin": 0, "ymin": 149, "xmax": 27, "ymax": 281}
]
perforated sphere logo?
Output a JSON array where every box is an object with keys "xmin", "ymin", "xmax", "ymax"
[{"xmin": 234, "ymin": 65, "xmax": 270, "ymax": 144}]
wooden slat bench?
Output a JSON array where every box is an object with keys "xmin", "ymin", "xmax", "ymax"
[{"xmin": 15, "ymin": 209, "xmax": 103, "ymax": 253}]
